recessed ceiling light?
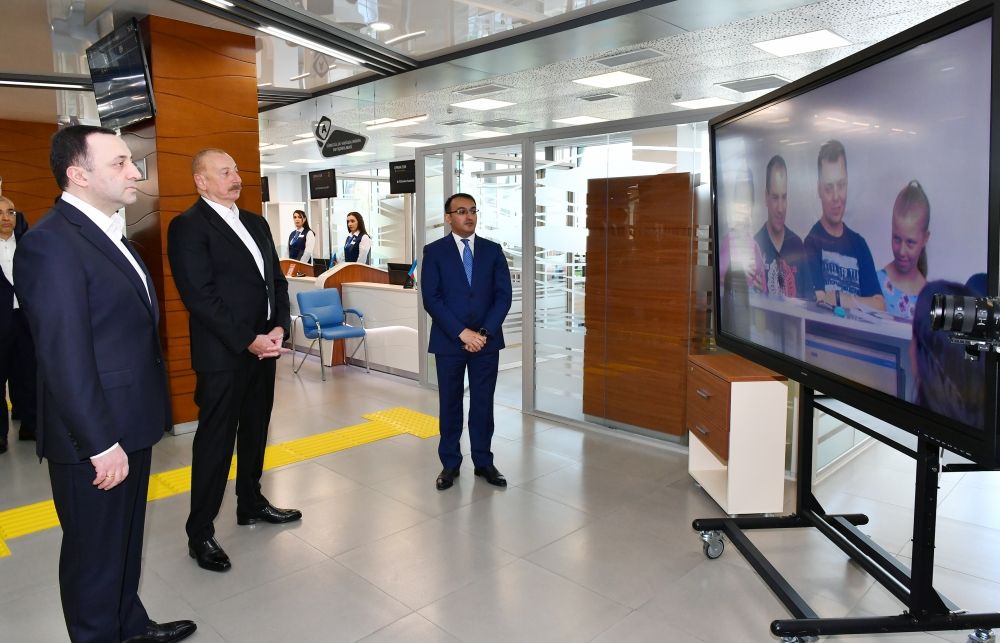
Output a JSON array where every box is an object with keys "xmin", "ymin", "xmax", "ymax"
[
  {"xmin": 385, "ymin": 30, "xmax": 426, "ymax": 46},
  {"xmin": 393, "ymin": 141, "xmax": 434, "ymax": 148},
  {"xmin": 370, "ymin": 22, "xmax": 393, "ymax": 32},
  {"xmin": 366, "ymin": 115, "xmax": 428, "ymax": 130},
  {"xmin": 450, "ymin": 98, "xmax": 516, "ymax": 111},
  {"xmin": 465, "ymin": 130, "xmax": 508, "ymax": 139},
  {"xmin": 671, "ymin": 97, "xmax": 736, "ymax": 109},
  {"xmin": 753, "ymin": 29, "xmax": 850, "ymax": 57},
  {"xmin": 573, "ymin": 71, "xmax": 650, "ymax": 89},
  {"xmin": 346, "ymin": 151, "xmax": 375, "ymax": 156},
  {"xmin": 292, "ymin": 138, "xmax": 315, "ymax": 145},
  {"xmin": 291, "ymin": 158, "xmax": 326, "ymax": 163},
  {"xmin": 258, "ymin": 26, "xmax": 364, "ymax": 66},
  {"xmin": 260, "ymin": 164, "xmax": 284, "ymax": 170},
  {"xmin": 553, "ymin": 116, "xmax": 607, "ymax": 125}
]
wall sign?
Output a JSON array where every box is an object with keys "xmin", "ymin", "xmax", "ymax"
[
  {"xmin": 389, "ymin": 159, "xmax": 416, "ymax": 194},
  {"xmin": 315, "ymin": 116, "xmax": 367, "ymax": 157}
]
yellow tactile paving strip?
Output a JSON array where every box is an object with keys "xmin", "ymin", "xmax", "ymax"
[{"xmin": 0, "ymin": 406, "xmax": 437, "ymax": 558}]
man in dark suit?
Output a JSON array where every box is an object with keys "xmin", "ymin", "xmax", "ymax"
[
  {"xmin": 421, "ymin": 193, "xmax": 512, "ymax": 491},
  {"xmin": 15, "ymin": 125, "xmax": 195, "ymax": 642},
  {"xmin": 0, "ymin": 196, "xmax": 37, "ymax": 453},
  {"xmin": 167, "ymin": 148, "xmax": 300, "ymax": 573}
]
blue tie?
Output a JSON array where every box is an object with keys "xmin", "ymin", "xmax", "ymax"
[{"xmin": 462, "ymin": 239, "xmax": 473, "ymax": 286}]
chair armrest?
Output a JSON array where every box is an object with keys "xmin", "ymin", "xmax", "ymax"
[
  {"xmin": 299, "ymin": 312, "xmax": 322, "ymax": 331},
  {"xmin": 344, "ymin": 308, "xmax": 365, "ymax": 329}
]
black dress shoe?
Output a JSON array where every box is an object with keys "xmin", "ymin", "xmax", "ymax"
[
  {"xmin": 124, "ymin": 619, "xmax": 197, "ymax": 642},
  {"xmin": 237, "ymin": 503, "xmax": 302, "ymax": 525},
  {"xmin": 474, "ymin": 465, "xmax": 507, "ymax": 487},
  {"xmin": 188, "ymin": 537, "xmax": 231, "ymax": 572},
  {"xmin": 436, "ymin": 467, "xmax": 460, "ymax": 490}
]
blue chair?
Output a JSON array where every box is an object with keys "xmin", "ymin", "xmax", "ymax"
[{"xmin": 293, "ymin": 289, "xmax": 369, "ymax": 380}]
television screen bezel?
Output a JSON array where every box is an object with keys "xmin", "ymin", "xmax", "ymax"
[
  {"xmin": 708, "ymin": 0, "xmax": 1000, "ymax": 468},
  {"xmin": 308, "ymin": 169, "xmax": 337, "ymax": 199},
  {"xmin": 86, "ymin": 18, "xmax": 157, "ymax": 132}
]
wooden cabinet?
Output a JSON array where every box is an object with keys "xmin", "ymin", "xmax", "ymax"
[{"xmin": 687, "ymin": 352, "xmax": 787, "ymax": 514}]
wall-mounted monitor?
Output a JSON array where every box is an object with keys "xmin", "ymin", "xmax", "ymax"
[
  {"xmin": 86, "ymin": 19, "xmax": 156, "ymax": 132},
  {"xmin": 308, "ymin": 169, "xmax": 337, "ymax": 199},
  {"xmin": 710, "ymin": 0, "xmax": 1000, "ymax": 466}
]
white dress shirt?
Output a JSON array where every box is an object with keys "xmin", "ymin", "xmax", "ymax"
[
  {"xmin": 451, "ymin": 232, "xmax": 475, "ymax": 259},
  {"xmin": 61, "ymin": 192, "xmax": 150, "ymax": 305},
  {"xmin": 0, "ymin": 233, "xmax": 17, "ymax": 309},
  {"xmin": 201, "ymin": 197, "xmax": 270, "ymax": 318}
]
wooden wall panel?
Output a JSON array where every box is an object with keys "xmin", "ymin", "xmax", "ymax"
[
  {"xmin": 0, "ymin": 119, "xmax": 58, "ymax": 224},
  {"xmin": 139, "ymin": 16, "xmax": 260, "ymax": 424},
  {"xmin": 582, "ymin": 172, "xmax": 696, "ymax": 436}
]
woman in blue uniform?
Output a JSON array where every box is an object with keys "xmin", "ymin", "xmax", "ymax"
[
  {"xmin": 288, "ymin": 209, "xmax": 315, "ymax": 263},
  {"xmin": 343, "ymin": 211, "xmax": 372, "ymax": 264}
]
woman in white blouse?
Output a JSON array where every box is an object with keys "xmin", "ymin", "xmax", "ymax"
[
  {"xmin": 287, "ymin": 209, "xmax": 315, "ymax": 263},
  {"xmin": 342, "ymin": 211, "xmax": 372, "ymax": 264}
]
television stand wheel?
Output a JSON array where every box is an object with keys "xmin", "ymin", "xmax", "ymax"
[
  {"xmin": 969, "ymin": 628, "xmax": 995, "ymax": 643},
  {"xmin": 700, "ymin": 530, "xmax": 724, "ymax": 559}
]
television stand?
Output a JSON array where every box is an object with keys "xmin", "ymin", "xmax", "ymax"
[{"xmin": 692, "ymin": 386, "xmax": 1000, "ymax": 642}]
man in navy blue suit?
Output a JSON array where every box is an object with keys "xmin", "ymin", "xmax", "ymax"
[
  {"xmin": 15, "ymin": 125, "xmax": 195, "ymax": 643},
  {"xmin": 421, "ymin": 193, "xmax": 512, "ymax": 490},
  {"xmin": 0, "ymin": 196, "xmax": 37, "ymax": 453}
]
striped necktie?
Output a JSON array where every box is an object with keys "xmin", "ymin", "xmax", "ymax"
[{"xmin": 461, "ymin": 239, "xmax": 473, "ymax": 286}]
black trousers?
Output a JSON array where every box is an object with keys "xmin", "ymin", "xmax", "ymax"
[
  {"xmin": 0, "ymin": 308, "xmax": 37, "ymax": 440},
  {"xmin": 49, "ymin": 448, "xmax": 152, "ymax": 643},
  {"xmin": 186, "ymin": 355, "xmax": 276, "ymax": 542}
]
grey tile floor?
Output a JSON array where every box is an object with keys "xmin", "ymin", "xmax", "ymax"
[{"xmin": 1, "ymin": 360, "xmax": 999, "ymax": 642}]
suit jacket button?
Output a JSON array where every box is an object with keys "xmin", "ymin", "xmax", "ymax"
[{"xmin": 154, "ymin": 358, "xmax": 162, "ymax": 365}]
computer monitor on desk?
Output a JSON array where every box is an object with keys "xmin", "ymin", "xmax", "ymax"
[{"xmin": 386, "ymin": 262, "xmax": 410, "ymax": 286}]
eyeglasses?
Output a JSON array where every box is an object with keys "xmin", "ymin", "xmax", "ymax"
[{"xmin": 446, "ymin": 207, "xmax": 478, "ymax": 216}]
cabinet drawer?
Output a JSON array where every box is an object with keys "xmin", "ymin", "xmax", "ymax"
[
  {"xmin": 689, "ymin": 418, "xmax": 729, "ymax": 463},
  {"xmin": 686, "ymin": 363, "xmax": 730, "ymax": 436}
]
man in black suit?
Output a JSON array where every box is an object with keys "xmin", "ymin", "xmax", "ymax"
[
  {"xmin": 168, "ymin": 148, "xmax": 300, "ymax": 573},
  {"xmin": 15, "ymin": 125, "xmax": 195, "ymax": 642},
  {"xmin": 421, "ymin": 193, "xmax": 512, "ymax": 491},
  {"xmin": 0, "ymin": 196, "xmax": 37, "ymax": 453}
]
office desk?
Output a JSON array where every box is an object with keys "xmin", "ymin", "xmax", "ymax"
[{"xmin": 341, "ymin": 282, "xmax": 419, "ymax": 379}]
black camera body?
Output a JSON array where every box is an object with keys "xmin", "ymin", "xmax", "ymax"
[{"xmin": 930, "ymin": 293, "xmax": 1000, "ymax": 356}]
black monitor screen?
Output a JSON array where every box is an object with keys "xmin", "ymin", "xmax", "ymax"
[
  {"xmin": 86, "ymin": 19, "xmax": 156, "ymax": 132},
  {"xmin": 711, "ymin": 3, "xmax": 999, "ymax": 465},
  {"xmin": 309, "ymin": 169, "xmax": 337, "ymax": 199}
]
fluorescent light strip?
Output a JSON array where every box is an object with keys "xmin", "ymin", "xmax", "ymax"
[
  {"xmin": 258, "ymin": 143, "xmax": 287, "ymax": 150},
  {"xmin": 295, "ymin": 132, "xmax": 314, "ymax": 138},
  {"xmin": 553, "ymin": 116, "xmax": 607, "ymax": 125},
  {"xmin": 465, "ymin": 130, "xmax": 507, "ymax": 139},
  {"xmin": 292, "ymin": 138, "xmax": 315, "ymax": 145},
  {"xmin": 260, "ymin": 164, "xmax": 284, "ymax": 170},
  {"xmin": 362, "ymin": 117, "xmax": 395, "ymax": 125},
  {"xmin": 366, "ymin": 115, "xmax": 427, "ymax": 130},
  {"xmin": 671, "ymin": 97, "xmax": 735, "ymax": 109},
  {"xmin": 0, "ymin": 80, "xmax": 88, "ymax": 89},
  {"xmin": 385, "ymin": 30, "xmax": 426, "ymax": 46},
  {"xmin": 572, "ymin": 71, "xmax": 650, "ymax": 89},
  {"xmin": 258, "ymin": 26, "xmax": 365, "ymax": 66},
  {"xmin": 450, "ymin": 98, "xmax": 515, "ymax": 111},
  {"xmin": 291, "ymin": 158, "xmax": 327, "ymax": 163},
  {"xmin": 198, "ymin": 0, "xmax": 234, "ymax": 8},
  {"xmin": 753, "ymin": 29, "xmax": 850, "ymax": 57},
  {"xmin": 393, "ymin": 141, "xmax": 434, "ymax": 148},
  {"xmin": 346, "ymin": 151, "xmax": 375, "ymax": 156},
  {"xmin": 289, "ymin": 72, "xmax": 310, "ymax": 81},
  {"xmin": 257, "ymin": 82, "xmax": 273, "ymax": 87}
]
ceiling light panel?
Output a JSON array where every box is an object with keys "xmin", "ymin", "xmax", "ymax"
[
  {"xmin": 464, "ymin": 130, "xmax": 508, "ymax": 139},
  {"xmin": 573, "ymin": 71, "xmax": 651, "ymax": 89},
  {"xmin": 450, "ymin": 98, "xmax": 516, "ymax": 111},
  {"xmin": 753, "ymin": 30, "xmax": 850, "ymax": 57},
  {"xmin": 594, "ymin": 48, "xmax": 664, "ymax": 67},
  {"xmin": 553, "ymin": 116, "xmax": 607, "ymax": 125},
  {"xmin": 394, "ymin": 141, "xmax": 435, "ymax": 148},
  {"xmin": 578, "ymin": 92, "xmax": 621, "ymax": 102},
  {"xmin": 454, "ymin": 83, "xmax": 510, "ymax": 97},
  {"xmin": 478, "ymin": 119, "xmax": 529, "ymax": 128}
]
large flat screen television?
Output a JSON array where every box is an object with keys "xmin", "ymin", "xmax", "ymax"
[
  {"xmin": 86, "ymin": 19, "xmax": 156, "ymax": 131},
  {"xmin": 710, "ymin": 0, "xmax": 1000, "ymax": 467}
]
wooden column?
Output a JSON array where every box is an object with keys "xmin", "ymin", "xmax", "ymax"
[
  {"xmin": 0, "ymin": 119, "xmax": 58, "ymax": 223},
  {"xmin": 129, "ymin": 16, "xmax": 260, "ymax": 425},
  {"xmin": 582, "ymin": 172, "xmax": 697, "ymax": 436}
]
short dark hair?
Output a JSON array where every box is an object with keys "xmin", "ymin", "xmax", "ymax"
[
  {"xmin": 445, "ymin": 193, "xmax": 476, "ymax": 213},
  {"xmin": 765, "ymin": 155, "xmax": 787, "ymax": 194},
  {"xmin": 50, "ymin": 124, "xmax": 117, "ymax": 191},
  {"xmin": 817, "ymin": 139, "xmax": 846, "ymax": 176}
]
